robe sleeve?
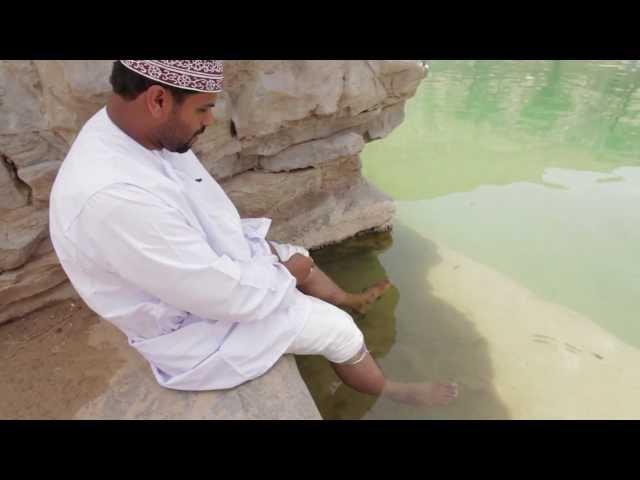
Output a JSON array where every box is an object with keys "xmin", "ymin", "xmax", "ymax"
[
  {"xmin": 68, "ymin": 183, "xmax": 297, "ymax": 323},
  {"xmin": 240, "ymin": 217, "xmax": 276, "ymax": 258}
]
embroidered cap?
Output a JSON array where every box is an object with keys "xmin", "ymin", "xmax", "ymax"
[{"xmin": 120, "ymin": 60, "xmax": 223, "ymax": 93}]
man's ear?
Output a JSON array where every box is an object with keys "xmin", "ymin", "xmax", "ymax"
[{"xmin": 145, "ymin": 85, "xmax": 173, "ymax": 120}]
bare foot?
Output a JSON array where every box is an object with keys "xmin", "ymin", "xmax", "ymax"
[
  {"xmin": 345, "ymin": 280, "xmax": 392, "ymax": 314},
  {"xmin": 383, "ymin": 381, "xmax": 459, "ymax": 408}
]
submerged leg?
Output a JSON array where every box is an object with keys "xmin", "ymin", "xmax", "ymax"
[
  {"xmin": 331, "ymin": 349, "xmax": 458, "ymax": 408},
  {"xmin": 287, "ymin": 289, "xmax": 458, "ymax": 409},
  {"xmin": 298, "ymin": 264, "xmax": 392, "ymax": 314}
]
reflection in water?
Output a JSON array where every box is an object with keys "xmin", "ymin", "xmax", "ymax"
[
  {"xmin": 364, "ymin": 60, "xmax": 640, "ymax": 201},
  {"xmin": 299, "ymin": 227, "xmax": 510, "ymax": 420},
  {"xmin": 363, "ymin": 60, "xmax": 640, "ymax": 348},
  {"xmin": 301, "ymin": 223, "xmax": 640, "ymax": 420},
  {"xmin": 398, "ymin": 166, "xmax": 640, "ymax": 347},
  {"xmin": 299, "ymin": 61, "xmax": 640, "ymax": 419}
]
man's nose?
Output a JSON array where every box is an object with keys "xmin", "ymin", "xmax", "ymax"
[{"xmin": 204, "ymin": 109, "xmax": 215, "ymax": 127}]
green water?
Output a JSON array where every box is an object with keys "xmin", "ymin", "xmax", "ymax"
[
  {"xmin": 296, "ymin": 60, "xmax": 640, "ymax": 419},
  {"xmin": 363, "ymin": 60, "xmax": 640, "ymax": 348},
  {"xmin": 301, "ymin": 228, "xmax": 513, "ymax": 420}
]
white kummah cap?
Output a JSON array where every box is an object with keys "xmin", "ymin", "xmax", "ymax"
[{"xmin": 120, "ymin": 60, "xmax": 224, "ymax": 93}]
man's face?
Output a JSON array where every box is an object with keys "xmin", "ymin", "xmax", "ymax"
[{"xmin": 158, "ymin": 92, "xmax": 217, "ymax": 154}]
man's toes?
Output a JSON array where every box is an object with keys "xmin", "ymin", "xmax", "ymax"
[
  {"xmin": 446, "ymin": 383, "xmax": 459, "ymax": 400},
  {"xmin": 434, "ymin": 382, "xmax": 458, "ymax": 403},
  {"xmin": 370, "ymin": 280, "xmax": 392, "ymax": 298}
]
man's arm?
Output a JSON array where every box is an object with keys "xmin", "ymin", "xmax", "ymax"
[
  {"xmin": 74, "ymin": 184, "xmax": 297, "ymax": 323},
  {"xmin": 268, "ymin": 243, "xmax": 315, "ymax": 285}
]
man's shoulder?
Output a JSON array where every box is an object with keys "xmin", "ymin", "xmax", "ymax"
[
  {"xmin": 67, "ymin": 111, "xmax": 125, "ymax": 159},
  {"xmin": 90, "ymin": 183, "xmax": 165, "ymax": 206}
]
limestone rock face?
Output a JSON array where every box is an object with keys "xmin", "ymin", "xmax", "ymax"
[
  {"xmin": 1, "ymin": 156, "xmax": 29, "ymax": 210},
  {"xmin": 17, "ymin": 161, "xmax": 62, "ymax": 208},
  {"xmin": 0, "ymin": 61, "xmax": 48, "ymax": 135},
  {"xmin": 259, "ymin": 132, "xmax": 365, "ymax": 172},
  {"xmin": 0, "ymin": 206, "xmax": 49, "ymax": 272},
  {"xmin": 0, "ymin": 238, "xmax": 79, "ymax": 325},
  {"xmin": 0, "ymin": 59, "xmax": 426, "ymax": 325}
]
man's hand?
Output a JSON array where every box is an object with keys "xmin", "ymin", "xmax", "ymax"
[{"xmin": 282, "ymin": 253, "xmax": 315, "ymax": 285}]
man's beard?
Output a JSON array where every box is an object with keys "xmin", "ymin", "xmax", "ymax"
[
  {"xmin": 162, "ymin": 125, "xmax": 206, "ymax": 154},
  {"xmin": 173, "ymin": 141, "xmax": 192, "ymax": 154}
]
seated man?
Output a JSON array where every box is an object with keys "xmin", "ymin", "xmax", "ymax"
[{"xmin": 49, "ymin": 60, "xmax": 458, "ymax": 408}]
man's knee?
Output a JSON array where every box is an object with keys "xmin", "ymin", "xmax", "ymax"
[{"xmin": 341, "ymin": 343, "xmax": 369, "ymax": 366}]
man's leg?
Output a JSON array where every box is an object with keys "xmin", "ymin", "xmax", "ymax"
[
  {"xmin": 275, "ymin": 241, "xmax": 458, "ymax": 406},
  {"xmin": 270, "ymin": 241, "xmax": 391, "ymax": 314},
  {"xmin": 298, "ymin": 262, "xmax": 392, "ymax": 314},
  {"xmin": 286, "ymin": 296, "xmax": 458, "ymax": 409},
  {"xmin": 332, "ymin": 350, "xmax": 458, "ymax": 408}
]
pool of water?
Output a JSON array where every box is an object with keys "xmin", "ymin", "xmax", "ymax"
[{"xmin": 296, "ymin": 60, "xmax": 640, "ymax": 419}]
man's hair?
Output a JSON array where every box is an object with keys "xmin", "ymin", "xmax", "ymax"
[{"xmin": 109, "ymin": 61, "xmax": 197, "ymax": 103}]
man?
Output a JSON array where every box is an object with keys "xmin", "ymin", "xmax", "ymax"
[{"xmin": 49, "ymin": 60, "xmax": 458, "ymax": 408}]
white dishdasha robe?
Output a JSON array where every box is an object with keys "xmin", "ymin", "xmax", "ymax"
[{"xmin": 49, "ymin": 107, "xmax": 312, "ymax": 390}]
